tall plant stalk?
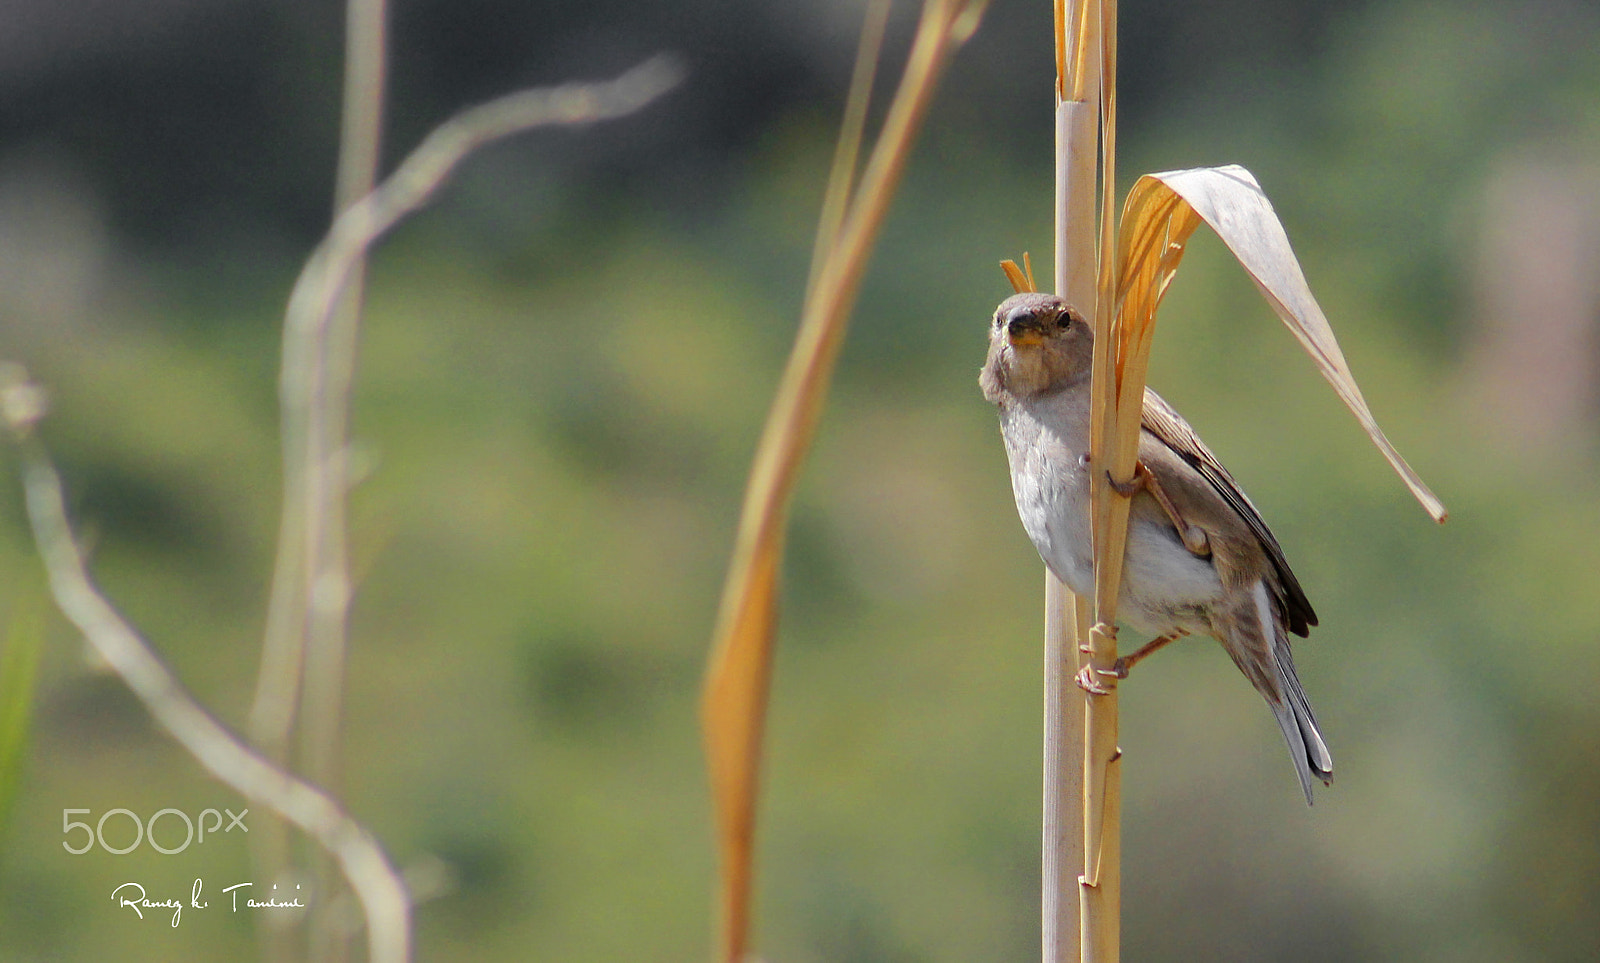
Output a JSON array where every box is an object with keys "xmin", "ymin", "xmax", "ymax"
[
  {"xmin": 1078, "ymin": 0, "xmax": 1129, "ymax": 956},
  {"xmin": 1043, "ymin": 0, "xmax": 1099, "ymax": 958}
]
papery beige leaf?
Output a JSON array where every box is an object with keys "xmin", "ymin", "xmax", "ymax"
[
  {"xmin": 1125, "ymin": 164, "xmax": 1447, "ymax": 522},
  {"xmin": 1102, "ymin": 180, "xmax": 1203, "ymax": 488}
]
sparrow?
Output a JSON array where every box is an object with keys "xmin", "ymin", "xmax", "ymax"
[{"xmin": 979, "ymin": 291, "xmax": 1333, "ymax": 803}]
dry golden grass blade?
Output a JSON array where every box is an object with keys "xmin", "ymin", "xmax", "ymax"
[
  {"xmin": 702, "ymin": 546, "xmax": 779, "ymax": 963},
  {"xmin": 1001, "ymin": 256, "xmax": 1037, "ymax": 293},
  {"xmin": 1125, "ymin": 165, "xmax": 1448, "ymax": 522},
  {"xmin": 1064, "ymin": 0, "xmax": 1097, "ymax": 102},
  {"xmin": 808, "ymin": 0, "xmax": 893, "ymax": 299},
  {"xmin": 1102, "ymin": 183, "xmax": 1205, "ymax": 478},
  {"xmin": 1087, "ymin": 0, "xmax": 1125, "ymax": 624},
  {"xmin": 700, "ymin": 3, "xmax": 989, "ymax": 961},
  {"xmin": 1053, "ymin": 0, "xmax": 1067, "ymax": 98}
]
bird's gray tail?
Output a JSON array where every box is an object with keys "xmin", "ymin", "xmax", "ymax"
[{"xmin": 1269, "ymin": 636, "xmax": 1333, "ymax": 805}]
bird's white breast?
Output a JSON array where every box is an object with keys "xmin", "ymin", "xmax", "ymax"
[
  {"xmin": 1000, "ymin": 395, "xmax": 1095, "ymax": 595},
  {"xmin": 1000, "ymin": 390, "xmax": 1222, "ymax": 638}
]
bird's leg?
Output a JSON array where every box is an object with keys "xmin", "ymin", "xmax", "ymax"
[
  {"xmin": 1072, "ymin": 629, "xmax": 1189, "ymax": 692},
  {"xmin": 1096, "ymin": 629, "xmax": 1189, "ymax": 680},
  {"xmin": 1106, "ymin": 462, "xmax": 1211, "ymax": 557}
]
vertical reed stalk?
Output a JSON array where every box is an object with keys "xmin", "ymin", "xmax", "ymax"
[
  {"xmin": 1080, "ymin": 0, "xmax": 1126, "ymax": 954},
  {"xmin": 1043, "ymin": 0, "xmax": 1099, "ymax": 959}
]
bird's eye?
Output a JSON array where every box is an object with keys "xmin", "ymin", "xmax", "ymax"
[{"xmin": 1056, "ymin": 313, "xmax": 1071, "ymax": 330}]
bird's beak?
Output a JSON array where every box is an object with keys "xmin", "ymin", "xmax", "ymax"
[{"xmin": 1006, "ymin": 315, "xmax": 1051, "ymax": 348}]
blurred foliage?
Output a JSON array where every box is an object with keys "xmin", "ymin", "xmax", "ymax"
[
  {"xmin": 1, "ymin": 0, "xmax": 1599, "ymax": 961},
  {"xmin": 0, "ymin": 600, "xmax": 42, "ymax": 845}
]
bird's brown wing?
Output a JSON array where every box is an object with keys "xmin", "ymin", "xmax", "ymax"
[{"xmin": 1140, "ymin": 386, "xmax": 1318, "ymax": 636}]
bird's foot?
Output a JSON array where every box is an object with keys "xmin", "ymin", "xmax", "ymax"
[
  {"xmin": 1105, "ymin": 465, "xmax": 1144, "ymax": 498},
  {"xmin": 1076, "ymin": 631, "xmax": 1190, "ymax": 694},
  {"xmin": 1105, "ymin": 462, "xmax": 1211, "ymax": 558},
  {"xmin": 1073, "ymin": 664, "xmax": 1114, "ymax": 695}
]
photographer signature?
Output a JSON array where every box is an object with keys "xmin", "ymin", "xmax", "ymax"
[{"xmin": 112, "ymin": 879, "xmax": 306, "ymax": 927}]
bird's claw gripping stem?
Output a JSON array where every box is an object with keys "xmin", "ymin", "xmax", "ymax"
[
  {"xmin": 1106, "ymin": 462, "xmax": 1211, "ymax": 558},
  {"xmin": 1075, "ymin": 631, "xmax": 1189, "ymax": 693},
  {"xmin": 1073, "ymin": 663, "xmax": 1114, "ymax": 695}
]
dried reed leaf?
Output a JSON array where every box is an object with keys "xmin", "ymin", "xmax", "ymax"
[
  {"xmin": 701, "ymin": 542, "xmax": 778, "ymax": 963},
  {"xmin": 808, "ymin": 0, "xmax": 892, "ymax": 299},
  {"xmin": 701, "ymin": 3, "xmax": 989, "ymax": 961},
  {"xmin": 1101, "ymin": 180, "xmax": 1204, "ymax": 481},
  {"xmin": 1082, "ymin": 0, "xmax": 1127, "ymax": 915},
  {"xmin": 1126, "ymin": 165, "xmax": 1448, "ymax": 522},
  {"xmin": 1086, "ymin": 0, "xmax": 1126, "ymax": 624},
  {"xmin": 1053, "ymin": 0, "xmax": 1067, "ymax": 98},
  {"xmin": 1064, "ymin": 0, "xmax": 1097, "ymax": 102},
  {"xmin": 1001, "ymin": 256, "xmax": 1037, "ymax": 293}
]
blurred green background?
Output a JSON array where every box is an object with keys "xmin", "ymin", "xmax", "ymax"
[{"xmin": 1, "ymin": 0, "xmax": 1598, "ymax": 960}]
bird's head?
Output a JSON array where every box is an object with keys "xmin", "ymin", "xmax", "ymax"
[{"xmin": 979, "ymin": 292, "xmax": 1093, "ymax": 403}]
